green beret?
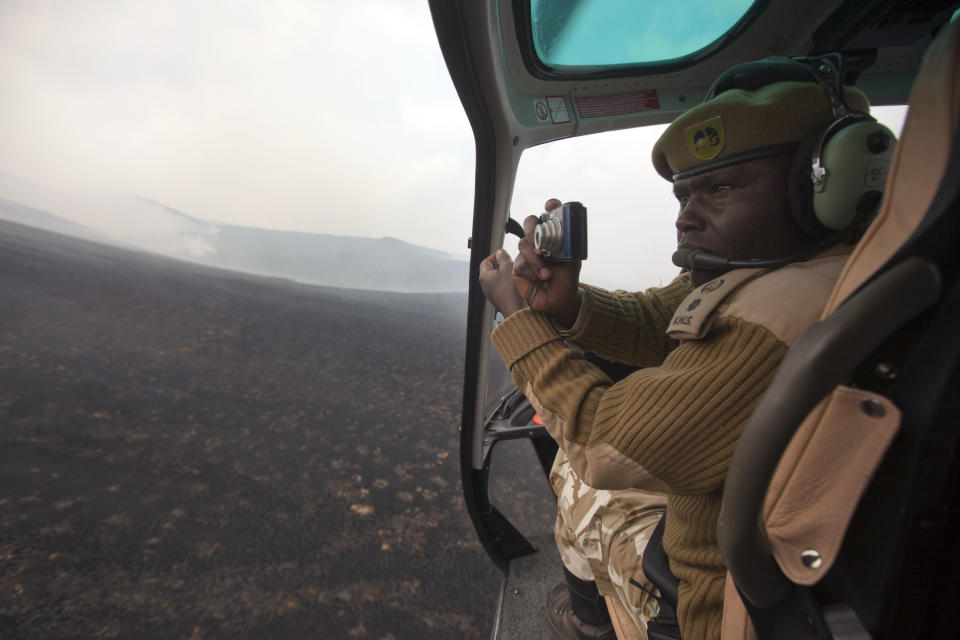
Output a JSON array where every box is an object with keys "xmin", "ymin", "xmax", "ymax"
[{"xmin": 651, "ymin": 81, "xmax": 870, "ymax": 181}]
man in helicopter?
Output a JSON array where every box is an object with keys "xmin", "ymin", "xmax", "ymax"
[{"xmin": 478, "ymin": 61, "xmax": 894, "ymax": 640}]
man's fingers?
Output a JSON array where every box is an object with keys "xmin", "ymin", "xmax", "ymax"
[
  {"xmin": 545, "ymin": 198, "xmax": 561, "ymax": 211},
  {"xmin": 494, "ymin": 248, "xmax": 513, "ymax": 273},
  {"xmin": 512, "ymin": 250, "xmax": 542, "ymax": 283},
  {"xmin": 512, "ymin": 252, "xmax": 531, "ymax": 280},
  {"xmin": 479, "ymin": 254, "xmax": 495, "ymax": 273},
  {"xmin": 517, "ymin": 245, "xmax": 550, "ymax": 281},
  {"xmin": 523, "ymin": 214, "xmax": 540, "ymax": 236}
]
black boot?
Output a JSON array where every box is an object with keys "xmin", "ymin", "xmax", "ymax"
[{"xmin": 544, "ymin": 567, "xmax": 616, "ymax": 640}]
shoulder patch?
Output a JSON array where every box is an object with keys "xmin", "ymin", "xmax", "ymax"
[{"xmin": 667, "ymin": 268, "xmax": 766, "ymax": 340}]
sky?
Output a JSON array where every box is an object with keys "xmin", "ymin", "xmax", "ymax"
[
  {"xmin": 0, "ymin": 1, "xmax": 908, "ymax": 291},
  {"xmin": 0, "ymin": 2, "xmax": 473, "ymax": 254}
]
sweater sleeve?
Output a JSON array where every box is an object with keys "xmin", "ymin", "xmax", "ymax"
[
  {"xmin": 491, "ymin": 310, "xmax": 788, "ymax": 494},
  {"xmin": 560, "ymin": 275, "xmax": 692, "ymax": 368}
]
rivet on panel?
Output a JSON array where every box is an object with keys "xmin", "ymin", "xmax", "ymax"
[
  {"xmin": 860, "ymin": 398, "xmax": 886, "ymax": 418},
  {"xmin": 801, "ymin": 549, "xmax": 822, "ymax": 569},
  {"xmin": 874, "ymin": 361, "xmax": 898, "ymax": 380}
]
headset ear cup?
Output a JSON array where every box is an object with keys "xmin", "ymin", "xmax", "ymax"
[
  {"xmin": 813, "ymin": 120, "xmax": 897, "ymax": 232},
  {"xmin": 788, "ymin": 124, "xmax": 833, "ymax": 239}
]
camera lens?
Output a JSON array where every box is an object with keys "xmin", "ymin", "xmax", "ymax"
[{"xmin": 534, "ymin": 217, "xmax": 563, "ymax": 256}]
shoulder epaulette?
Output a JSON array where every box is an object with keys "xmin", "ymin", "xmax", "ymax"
[{"xmin": 667, "ymin": 267, "xmax": 767, "ymax": 340}]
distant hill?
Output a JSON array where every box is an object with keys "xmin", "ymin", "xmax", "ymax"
[
  {"xmin": 0, "ymin": 190, "xmax": 469, "ymax": 293},
  {"xmin": 0, "ymin": 196, "xmax": 107, "ymax": 243}
]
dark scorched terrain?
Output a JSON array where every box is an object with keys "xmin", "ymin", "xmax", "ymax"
[{"xmin": 0, "ymin": 220, "xmax": 555, "ymax": 640}]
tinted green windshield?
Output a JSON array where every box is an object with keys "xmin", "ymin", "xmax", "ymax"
[{"xmin": 530, "ymin": 0, "xmax": 759, "ymax": 69}]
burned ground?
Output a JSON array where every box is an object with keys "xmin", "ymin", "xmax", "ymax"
[{"xmin": 0, "ymin": 220, "xmax": 555, "ymax": 640}]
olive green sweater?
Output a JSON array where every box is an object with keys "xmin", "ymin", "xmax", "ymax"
[{"xmin": 491, "ymin": 255, "xmax": 848, "ymax": 640}]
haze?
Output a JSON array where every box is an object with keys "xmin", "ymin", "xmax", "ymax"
[{"xmin": 0, "ymin": 1, "xmax": 907, "ymax": 291}]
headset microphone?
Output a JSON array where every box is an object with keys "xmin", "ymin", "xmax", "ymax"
[
  {"xmin": 672, "ymin": 232, "xmax": 851, "ymax": 272},
  {"xmin": 671, "ymin": 248, "xmax": 794, "ymax": 271}
]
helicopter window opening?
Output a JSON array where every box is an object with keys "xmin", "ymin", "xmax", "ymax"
[
  {"xmin": 507, "ymin": 105, "xmax": 908, "ymax": 295},
  {"xmin": 489, "ymin": 106, "xmax": 905, "ymax": 472},
  {"xmin": 510, "ymin": 126, "xmax": 684, "ymax": 292},
  {"xmin": 529, "ymin": 0, "xmax": 759, "ymax": 70}
]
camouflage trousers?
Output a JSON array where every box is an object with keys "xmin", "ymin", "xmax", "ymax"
[{"xmin": 551, "ymin": 450, "xmax": 667, "ymax": 634}]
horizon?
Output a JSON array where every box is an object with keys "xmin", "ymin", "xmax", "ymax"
[
  {"xmin": 0, "ymin": 1, "xmax": 908, "ymax": 293},
  {"xmin": 0, "ymin": 191, "xmax": 470, "ymax": 294}
]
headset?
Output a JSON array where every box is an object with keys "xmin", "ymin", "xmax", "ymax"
[{"xmin": 673, "ymin": 53, "xmax": 897, "ymax": 272}]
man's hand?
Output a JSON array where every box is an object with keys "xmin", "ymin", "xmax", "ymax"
[
  {"xmin": 512, "ymin": 198, "xmax": 582, "ymax": 329},
  {"xmin": 479, "ymin": 249, "xmax": 526, "ymax": 317}
]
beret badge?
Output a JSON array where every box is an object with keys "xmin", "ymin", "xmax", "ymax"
[{"xmin": 685, "ymin": 115, "xmax": 725, "ymax": 160}]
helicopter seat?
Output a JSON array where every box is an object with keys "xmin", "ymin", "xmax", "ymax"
[{"xmin": 719, "ymin": 16, "xmax": 960, "ymax": 640}]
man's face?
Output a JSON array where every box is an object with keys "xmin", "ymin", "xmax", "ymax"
[{"xmin": 672, "ymin": 155, "xmax": 812, "ymax": 286}]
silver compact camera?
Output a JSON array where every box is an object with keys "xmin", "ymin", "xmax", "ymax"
[{"xmin": 533, "ymin": 201, "xmax": 588, "ymax": 262}]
